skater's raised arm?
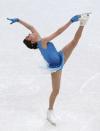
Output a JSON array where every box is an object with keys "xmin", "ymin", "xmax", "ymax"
[
  {"xmin": 18, "ymin": 19, "xmax": 39, "ymax": 34},
  {"xmin": 7, "ymin": 18, "xmax": 39, "ymax": 34},
  {"xmin": 42, "ymin": 15, "xmax": 81, "ymax": 42},
  {"xmin": 42, "ymin": 20, "xmax": 71, "ymax": 42}
]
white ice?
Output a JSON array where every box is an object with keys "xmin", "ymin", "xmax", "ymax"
[{"xmin": 0, "ymin": 0, "xmax": 100, "ymax": 131}]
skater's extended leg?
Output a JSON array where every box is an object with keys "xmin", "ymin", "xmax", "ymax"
[
  {"xmin": 61, "ymin": 26, "xmax": 84, "ymax": 64},
  {"xmin": 61, "ymin": 13, "xmax": 90, "ymax": 64}
]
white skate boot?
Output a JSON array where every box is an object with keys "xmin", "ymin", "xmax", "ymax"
[
  {"xmin": 47, "ymin": 109, "xmax": 56, "ymax": 126},
  {"xmin": 79, "ymin": 12, "xmax": 92, "ymax": 26}
]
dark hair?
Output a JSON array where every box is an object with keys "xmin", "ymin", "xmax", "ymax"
[{"xmin": 23, "ymin": 39, "xmax": 38, "ymax": 49}]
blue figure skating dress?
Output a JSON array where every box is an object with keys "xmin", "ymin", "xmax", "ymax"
[{"xmin": 37, "ymin": 40, "xmax": 64, "ymax": 73}]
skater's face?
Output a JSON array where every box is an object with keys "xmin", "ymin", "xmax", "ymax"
[{"xmin": 25, "ymin": 33, "xmax": 38, "ymax": 43}]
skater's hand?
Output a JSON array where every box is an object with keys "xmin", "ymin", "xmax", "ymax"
[
  {"xmin": 7, "ymin": 18, "xmax": 19, "ymax": 24},
  {"xmin": 71, "ymin": 15, "xmax": 81, "ymax": 23}
]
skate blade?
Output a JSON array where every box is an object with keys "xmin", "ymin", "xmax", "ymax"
[
  {"xmin": 47, "ymin": 118, "xmax": 56, "ymax": 126},
  {"xmin": 81, "ymin": 12, "xmax": 92, "ymax": 16}
]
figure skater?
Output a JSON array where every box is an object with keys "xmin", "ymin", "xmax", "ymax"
[{"xmin": 7, "ymin": 13, "xmax": 91, "ymax": 125}]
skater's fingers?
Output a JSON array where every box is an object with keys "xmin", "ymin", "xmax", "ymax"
[{"xmin": 7, "ymin": 18, "xmax": 12, "ymax": 21}]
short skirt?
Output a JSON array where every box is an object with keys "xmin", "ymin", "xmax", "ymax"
[{"xmin": 44, "ymin": 51, "xmax": 65, "ymax": 73}]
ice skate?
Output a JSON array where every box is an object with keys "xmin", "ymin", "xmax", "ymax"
[
  {"xmin": 81, "ymin": 12, "xmax": 92, "ymax": 17},
  {"xmin": 79, "ymin": 12, "xmax": 91, "ymax": 26},
  {"xmin": 47, "ymin": 110, "xmax": 56, "ymax": 126}
]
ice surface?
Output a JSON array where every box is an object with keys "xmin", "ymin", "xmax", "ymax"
[{"xmin": 0, "ymin": 0, "xmax": 100, "ymax": 131}]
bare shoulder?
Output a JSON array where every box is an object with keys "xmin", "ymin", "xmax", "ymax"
[{"xmin": 40, "ymin": 38, "xmax": 48, "ymax": 48}]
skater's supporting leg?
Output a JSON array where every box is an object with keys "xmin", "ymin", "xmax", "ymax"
[
  {"xmin": 49, "ymin": 71, "xmax": 62, "ymax": 110},
  {"xmin": 47, "ymin": 71, "xmax": 62, "ymax": 125}
]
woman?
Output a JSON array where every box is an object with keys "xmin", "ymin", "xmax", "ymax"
[{"xmin": 7, "ymin": 13, "xmax": 90, "ymax": 125}]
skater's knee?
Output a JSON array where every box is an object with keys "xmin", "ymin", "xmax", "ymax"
[{"xmin": 52, "ymin": 88, "xmax": 59, "ymax": 96}]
